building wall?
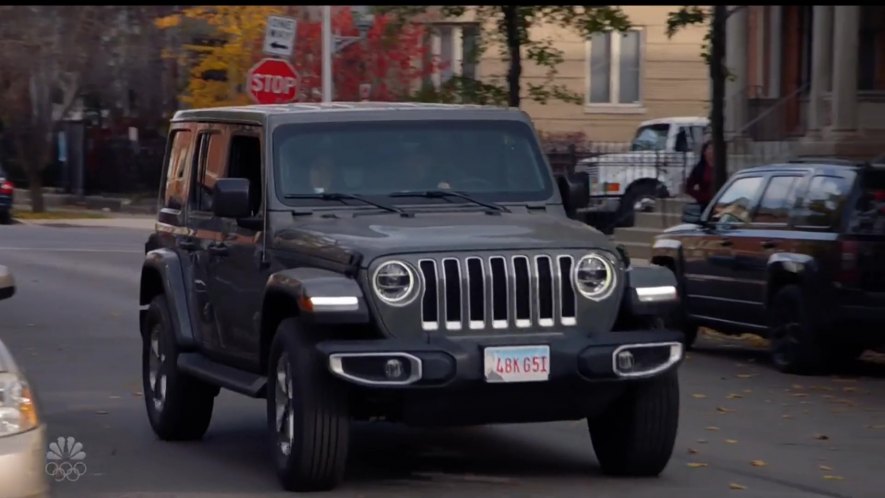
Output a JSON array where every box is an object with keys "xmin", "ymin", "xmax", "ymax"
[{"xmin": 474, "ymin": 6, "xmax": 710, "ymax": 141}]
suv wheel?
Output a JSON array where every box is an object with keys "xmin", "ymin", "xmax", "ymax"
[
  {"xmin": 267, "ymin": 318, "xmax": 350, "ymax": 492},
  {"xmin": 142, "ymin": 294, "xmax": 215, "ymax": 440},
  {"xmin": 769, "ymin": 285, "xmax": 827, "ymax": 375},
  {"xmin": 617, "ymin": 182, "xmax": 661, "ymax": 227},
  {"xmin": 588, "ymin": 371, "xmax": 679, "ymax": 476}
]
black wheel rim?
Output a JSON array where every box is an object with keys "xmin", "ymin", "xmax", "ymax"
[{"xmin": 771, "ymin": 301, "xmax": 801, "ymax": 368}]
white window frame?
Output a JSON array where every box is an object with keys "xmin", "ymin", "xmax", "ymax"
[
  {"xmin": 429, "ymin": 23, "xmax": 480, "ymax": 88},
  {"xmin": 584, "ymin": 27, "xmax": 647, "ymax": 114}
]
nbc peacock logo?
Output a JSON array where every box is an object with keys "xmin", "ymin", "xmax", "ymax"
[{"xmin": 45, "ymin": 436, "xmax": 87, "ymax": 482}]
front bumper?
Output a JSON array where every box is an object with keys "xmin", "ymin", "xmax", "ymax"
[
  {"xmin": 0, "ymin": 425, "xmax": 50, "ymax": 498},
  {"xmin": 316, "ymin": 329, "xmax": 684, "ymax": 390}
]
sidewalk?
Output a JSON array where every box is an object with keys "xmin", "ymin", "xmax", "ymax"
[
  {"xmin": 17, "ymin": 215, "xmax": 156, "ymax": 230},
  {"xmin": 13, "ymin": 188, "xmax": 157, "ymax": 215}
]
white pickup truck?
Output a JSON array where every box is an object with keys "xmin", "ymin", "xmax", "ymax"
[{"xmin": 576, "ymin": 116, "xmax": 708, "ymax": 229}]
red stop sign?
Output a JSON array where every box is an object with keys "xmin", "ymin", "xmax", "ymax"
[{"xmin": 248, "ymin": 58, "xmax": 299, "ymax": 105}]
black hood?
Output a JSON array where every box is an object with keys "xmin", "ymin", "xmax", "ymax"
[{"xmin": 270, "ymin": 210, "xmax": 615, "ymax": 266}]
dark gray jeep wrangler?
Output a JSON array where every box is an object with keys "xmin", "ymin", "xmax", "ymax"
[{"xmin": 139, "ymin": 102, "xmax": 684, "ymax": 492}]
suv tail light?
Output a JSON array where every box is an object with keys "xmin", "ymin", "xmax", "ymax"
[
  {"xmin": 837, "ymin": 239, "xmax": 861, "ymax": 286},
  {"xmin": 0, "ymin": 180, "xmax": 12, "ymax": 196}
]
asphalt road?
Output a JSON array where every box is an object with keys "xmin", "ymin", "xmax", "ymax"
[{"xmin": 1, "ymin": 221, "xmax": 884, "ymax": 498}]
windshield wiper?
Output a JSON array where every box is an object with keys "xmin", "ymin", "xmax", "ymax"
[
  {"xmin": 284, "ymin": 192, "xmax": 410, "ymax": 216},
  {"xmin": 388, "ymin": 190, "xmax": 510, "ymax": 213}
]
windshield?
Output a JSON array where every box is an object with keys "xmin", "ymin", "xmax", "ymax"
[
  {"xmin": 630, "ymin": 124, "xmax": 670, "ymax": 151},
  {"xmin": 272, "ymin": 119, "xmax": 554, "ymax": 206}
]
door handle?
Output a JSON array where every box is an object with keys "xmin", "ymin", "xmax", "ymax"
[
  {"xmin": 178, "ymin": 238, "xmax": 199, "ymax": 251},
  {"xmin": 208, "ymin": 243, "xmax": 229, "ymax": 257},
  {"xmin": 719, "ymin": 239, "xmax": 733, "ymax": 247},
  {"xmin": 760, "ymin": 240, "xmax": 777, "ymax": 249}
]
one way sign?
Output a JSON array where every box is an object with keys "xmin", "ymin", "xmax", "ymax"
[{"xmin": 263, "ymin": 16, "xmax": 297, "ymax": 58}]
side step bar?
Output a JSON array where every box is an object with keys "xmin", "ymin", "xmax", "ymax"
[{"xmin": 177, "ymin": 353, "xmax": 267, "ymax": 398}]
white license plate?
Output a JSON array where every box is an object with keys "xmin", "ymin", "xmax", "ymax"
[{"xmin": 483, "ymin": 345, "xmax": 550, "ymax": 383}]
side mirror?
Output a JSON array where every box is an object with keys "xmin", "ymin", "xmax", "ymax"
[
  {"xmin": 674, "ymin": 129, "xmax": 689, "ymax": 153},
  {"xmin": 213, "ymin": 178, "xmax": 252, "ymax": 219},
  {"xmin": 0, "ymin": 265, "xmax": 15, "ymax": 301},
  {"xmin": 681, "ymin": 203, "xmax": 703, "ymax": 224},
  {"xmin": 556, "ymin": 173, "xmax": 589, "ymax": 218}
]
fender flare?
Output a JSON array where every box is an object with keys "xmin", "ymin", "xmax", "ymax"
[
  {"xmin": 262, "ymin": 267, "xmax": 370, "ymax": 327},
  {"xmin": 765, "ymin": 253, "xmax": 819, "ymax": 306},
  {"xmin": 620, "ymin": 264, "xmax": 680, "ymax": 317},
  {"xmin": 139, "ymin": 249, "xmax": 197, "ymax": 350}
]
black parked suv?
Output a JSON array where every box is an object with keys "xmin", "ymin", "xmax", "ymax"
[
  {"xmin": 139, "ymin": 103, "xmax": 684, "ymax": 492},
  {"xmin": 651, "ymin": 158, "xmax": 885, "ymax": 374}
]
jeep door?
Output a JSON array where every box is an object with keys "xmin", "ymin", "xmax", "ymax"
[
  {"xmin": 184, "ymin": 124, "xmax": 230, "ymax": 356},
  {"xmin": 684, "ymin": 175, "xmax": 765, "ymax": 325},
  {"xmin": 726, "ymin": 173, "xmax": 805, "ymax": 328},
  {"xmin": 204, "ymin": 128, "xmax": 267, "ymax": 368}
]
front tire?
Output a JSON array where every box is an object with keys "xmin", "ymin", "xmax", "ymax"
[
  {"xmin": 267, "ymin": 318, "xmax": 350, "ymax": 492},
  {"xmin": 142, "ymin": 294, "xmax": 215, "ymax": 440},
  {"xmin": 589, "ymin": 371, "xmax": 679, "ymax": 476}
]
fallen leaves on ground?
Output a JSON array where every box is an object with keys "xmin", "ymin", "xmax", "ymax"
[
  {"xmin": 688, "ymin": 448, "xmax": 699, "ymax": 454},
  {"xmin": 823, "ymin": 475, "xmax": 844, "ymax": 481},
  {"xmin": 687, "ymin": 462, "xmax": 708, "ymax": 468},
  {"xmin": 729, "ymin": 483, "xmax": 747, "ymax": 490},
  {"xmin": 95, "ymin": 410, "xmax": 109, "ymax": 415},
  {"xmin": 692, "ymin": 393, "xmax": 708, "ymax": 399},
  {"xmin": 727, "ymin": 393, "xmax": 744, "ymax": 400},
  {"xmin": 697, "ymin": 438, "xmax": 709, "ymax": 444},
  {"xmin": 705, "ymin": 426, "xmax": 720, "ymax": 431},
  {"xmin": 736, "ymin": 373, "xmax": 757, "ymax": 379},
  {"xmin": 717, "ymin": 406, "xmax": 735, "ymax": 413},
  {"xmin": 725, "ymin": 439, "xmax": 738, "ymax": 444},
  {"xmin": 750, "ymin": 460, "xmax": 767, "ymax": 467},
  {"xmin": 814, "ymin": 433, "xmax": 830, "ymax": 440},
  {"xmin": 819, "ymin": 465, "xmax": 833, "ymax": 471}
]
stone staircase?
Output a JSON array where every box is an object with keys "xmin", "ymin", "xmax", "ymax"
[{"xmin": 611, "ymin": 197, "xmax": 691, "ymax": 261}]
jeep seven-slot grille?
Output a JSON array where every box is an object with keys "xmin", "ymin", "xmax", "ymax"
[{"xmin": 418, "ymin": 255, "xmax": 577, "ymax": 331}]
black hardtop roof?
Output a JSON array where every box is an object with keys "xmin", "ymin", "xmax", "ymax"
[
  {"xmin": 171, "ymin": 101, "xmax": 524, "ymax": 124},
  {"xmin": 739, "ymin": 156, "xmax": 885, "ymax": 174}
]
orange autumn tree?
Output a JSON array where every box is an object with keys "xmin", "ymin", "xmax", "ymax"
[
  {"xmin": 155, "ymin": 6, "xmax": 288, "ymax": 108},
  {"xmin": 156, "ymin": 6, "xmax": 440, "ymax": 108}
]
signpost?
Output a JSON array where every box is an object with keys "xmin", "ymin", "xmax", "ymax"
[
  {"xmin": 248, "ymin": 58, "xmax": 299, "ymax": 105},
  {"xmin": 263, "ymin": 16, "xmax": 297, "ymax": 58}
]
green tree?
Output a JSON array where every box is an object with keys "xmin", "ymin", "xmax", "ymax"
[
  {"xmin": 377, "ymin": 5, "xmax": 632, "ymax": 108},
  {"xmin": 667, "ymin": 5, "xmax": 745, "ymax": 191}
]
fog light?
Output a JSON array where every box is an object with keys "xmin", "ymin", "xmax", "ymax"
[
  {"xmin": 616, "ymin": 350, "xmax": 635, "ymax": 372},
  {"xmin": 384, "ymin": 359, "xmax": 404, "ymax": 380}
]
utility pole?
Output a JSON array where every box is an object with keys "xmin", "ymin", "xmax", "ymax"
[
  {"xmin": 710, "ymin": 5, "xmax": 728, "ymax": 191},
  {"xmin": 322, "ymin": 6, "xmax": 332, "ymax": 103}
]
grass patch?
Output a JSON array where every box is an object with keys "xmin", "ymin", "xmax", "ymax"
[{"xmin": 12, "ymin": 209, "xmax": 110, "ymax": 220}]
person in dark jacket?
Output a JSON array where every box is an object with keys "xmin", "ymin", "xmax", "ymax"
[{"xmin": 685, "ymin": 139, "xmax": 715, "ymax": 211}]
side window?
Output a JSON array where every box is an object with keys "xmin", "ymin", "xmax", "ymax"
[
  {"xmin": 163, "ymin": 129, "xmax": 193, "ymax": 210},
  {"xmin": 794, "ymin": 175, "xmax": 853, "ymax": 227},
  {"xmin": 228, "ymin": 135, "xmax": 263, "ymax": 216},
  {"xmin": 190, "ymin": 131, "xmax": 228, "ymax": 213},
  {"xmin": 752, "ymin": 175, "xmax": 801, "ymax": 224},
  {"xmin": 708, "ymin": 176, "xmax": 764, "ymax": 225}
]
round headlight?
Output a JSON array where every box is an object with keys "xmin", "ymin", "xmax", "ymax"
[
  {"xmin": 573, "ymin": 253, "xmax": 616, "ymax": 300},
  {"xmin": 373, "ymin": 261, "xmax": 418, "ymax": 305}
]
